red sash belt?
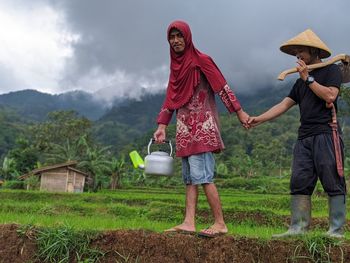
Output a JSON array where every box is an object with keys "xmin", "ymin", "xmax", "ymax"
[{"xmin": 329, "ymin": 105, "xmax": 344, "ymax": 177}]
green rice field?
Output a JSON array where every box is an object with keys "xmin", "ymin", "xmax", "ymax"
[{"xmin": 1, "ymin": 188, "xmax": 349, "ymax": 240}]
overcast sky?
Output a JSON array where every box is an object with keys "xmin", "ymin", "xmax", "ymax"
[{"xmin": 0, "ymin": 0, "xmax": 349, "ymax": 104}]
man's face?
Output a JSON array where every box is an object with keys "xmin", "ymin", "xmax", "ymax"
[
  {"xmin": 169, "ymin": 29, "xmax": 185, "ymax": 54},
  {"xmin": 295, "ymin": 46, "xmax": 312, "ymax": 64}
]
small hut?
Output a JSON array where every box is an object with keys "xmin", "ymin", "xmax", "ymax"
[{"xmin": 20, "ymin": 161, "xmax": 88, "ymax": 193}]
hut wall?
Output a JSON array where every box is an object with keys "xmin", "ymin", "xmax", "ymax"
[
  {"xmin": 40, "ymin": 171, "xmax": 68, "ymax": 192},
  {"xmin": 53, "ymin": 167, "xmax": 68, "ymax": 173},
  {"xmin": 68, "ymin": 170, "xmax": 85, "ymax": 193}
]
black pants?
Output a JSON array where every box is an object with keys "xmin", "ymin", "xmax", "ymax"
[{"xmin": 291, "ymin": 133, "xmax": 346, "ymax": 196}]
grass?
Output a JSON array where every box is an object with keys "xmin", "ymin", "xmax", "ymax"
[
  {"xmin": 17, "ymin": 224, "xmax": 105, "ymax": 263},
  {"xmin": 289, "ymin": 234, "xmax": 346, "ymax": 263},
  {"xmin": 2, "ymin": 187, "xmax": 349, "ymax": 262},
  {"xmin": 0, "ymin": 188, "xmax": 349, "ymax": 239}
]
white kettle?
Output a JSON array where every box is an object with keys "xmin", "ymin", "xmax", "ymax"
[{"xmin": 144, "ymin": 138, "xmax": 174, "ymax": 176}]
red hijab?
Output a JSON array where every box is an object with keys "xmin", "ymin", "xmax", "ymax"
[{"xmin": 163, "ymin": 20, "xmax": 227, "ymax": 110}]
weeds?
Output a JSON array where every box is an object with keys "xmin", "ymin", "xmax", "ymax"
[
  {"xmin": 305, "ymin": 235, "xmax": 344, "ymax": 263},
  {"xmin": 18, "ymin": 223, "xmax": 104, "ymax": 263},
  {"xmin": 290, "ymin": 235, "xmax": 344, "ymax": 263},
  {"xmin": 114, "ymin": 250, "xmax": 140, "ymax": 263}
]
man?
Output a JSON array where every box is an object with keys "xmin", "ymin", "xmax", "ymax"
[
  {"xmin": 153, "ymin": 20, "xmax": 249, "ymax": 237},
  {"xmin": 248, "ymin": 29, "xmax": 346, "ymax": 238}
]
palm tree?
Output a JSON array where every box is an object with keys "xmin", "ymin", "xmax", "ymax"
[
  {"xmin": 1, "ymin": 157, "xmax": 19, "ymax": 180},
  {"xmin": 109, "ymin": 156, "xmax": 126, "ymax": 190},
  {"xmin": 78, "ymin": 145, "xmax": 112, "ymax": 191},
  {"xmin": 45, "ymin": 139, "xmax": 81, "ymax": 164}
]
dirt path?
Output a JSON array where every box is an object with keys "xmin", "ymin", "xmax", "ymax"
[{"xmin": 1, "ymin": 224, "xmax": 349, "ymax": 263}]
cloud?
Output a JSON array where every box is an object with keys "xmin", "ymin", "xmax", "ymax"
[
  {"xmin": 67, "ymin": 64, "xmax": 168, "ymax": 106},
  {"xmin": 0, "ymin": 0, "xmax": 79, "ymax": 94},
  {"xmin": 0, "ymin": 0, "xmax": 349, "ymax": 102}
]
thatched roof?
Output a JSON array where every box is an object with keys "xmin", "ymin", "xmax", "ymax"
[{"xmin": 19, "ymin": 161, "xmax": 89, "ymax": 180}]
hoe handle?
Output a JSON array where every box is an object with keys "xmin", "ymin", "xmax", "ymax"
[{"xmin": 277, "ymin": 54, "xmax": 350, "ymax": 81}]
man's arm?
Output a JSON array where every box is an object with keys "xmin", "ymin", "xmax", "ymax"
[
  {"xmin": 297, "ymin": 59, "xmax": 339, "ymax": 105},
  {"xmin": 248, "ymin": 97, "xmax": 296, "ymax": 127},
  {"xmin": 307, "ymin": 82, "xmax": 339, "ymax": 105}
]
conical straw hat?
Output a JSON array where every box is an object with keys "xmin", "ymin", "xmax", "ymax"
[{"xmin": 280, "ymin": 29, "xmax": 331, "ymax": 58}]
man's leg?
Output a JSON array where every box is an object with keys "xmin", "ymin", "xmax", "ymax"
[
  {"xmin": 201, "ymin": 183, "xmax": 227, "ymax": 233},
  {"xmin": 327, "ymin": 195, "xmax": 346, "ymax": 238},
  {"xmin": 273, "ymin": 138, "xmax": 315, "ymax": 238},
  {"xmin": 315, "ymin": 134, "xmax": 346, "ymax": 238}
]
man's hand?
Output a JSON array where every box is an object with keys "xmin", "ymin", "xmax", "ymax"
[
  {"xmin": 153, "ymin": 124, "xmax": 167, "ymax": 143},
  {"xmin": 296, "ymin": 59, "xmax": 309, "ymax": 81},
  {"xmin": 236, "ymin": 109, "xmax": 250, "ymax": 129},
  {"xmin": 247, "ymin": 116, "xmax": 263, "ymax": 128},
  {"xmin": 326, "ymin": 102, "xmax": 334, "ymax": 108}
]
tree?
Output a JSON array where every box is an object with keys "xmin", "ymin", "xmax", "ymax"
[
  {"xmin": 0, "ymin": 106, "xmax": 25, "ymax": 158},
  {"xmin": 109, "ymin": 156, "xmax": 126, "ymax": 189},
  {"xmin": 45, "ymin": 137, "xmax": 87, "ymax": 165},
  {"xmin": 1, "ymin": 157, "xmax": 19, "ymax": 180},
  {"xmin": 5, "ymin": 137, "xmax": 39, "ymax": 177},
  {"xmin": 29, "ymin": 110, "xmax": 92, "ymax": 152},
  {"xmin": 78, "ymin": 144, "xmax": 112, "ymax": 191}
]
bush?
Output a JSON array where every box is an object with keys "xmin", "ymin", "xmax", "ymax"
[
  {"xmin": 216, "ymin": 176, "xmax": 289, "ymax": 193},
  {"xmin": 24, "ymin": 176, "xmax": 40, "ymax": 190},
  {"xmin": 2, "ymin": 180, "xmax": 25, "ymax": 189}
]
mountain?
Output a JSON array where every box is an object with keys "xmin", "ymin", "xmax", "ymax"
[
  {"xmin": 55, "ymin": 91, "xmax": 107, "ymax": 120},
  {"xmin": 97, "ymin": 81, "xmax": 292, "ymax": 126},
  {"xmin": 0, "ymin": 89, "xmax": 107, "ymax": 121},
  {"xmin": 92, "ymin": 93, "xmax": 165, "ymax": 151},
  {"xmin": 97, "ymin": 93, "xmax": 165, "ymax": 129},
  {"xmin": 0, "ymin": 82, "xmax": 293, "ymax": 154},
  {"xmin": 0, "ymin": 80, "xmax": 293, "ymax": 123},
  {"xmin": 92, "ymin": 82, "xmax": 293, "ymax": 148}
]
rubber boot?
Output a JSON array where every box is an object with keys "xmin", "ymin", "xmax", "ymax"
[
  {"xmin": 326, "ymin": 195, "xmax": 346, "ymax": 238},
  {"xmin": 272, "ymin": 195, "xmax": 311, "ymax": 238}
]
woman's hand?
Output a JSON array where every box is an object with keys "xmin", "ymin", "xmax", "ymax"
[
  {"xmin": 236, "ymin": 109, "xmax": 250, "ymax": 129},
  {"xmin": 153, "ymin": 124, "xmax": 167, "ymax": 143}
]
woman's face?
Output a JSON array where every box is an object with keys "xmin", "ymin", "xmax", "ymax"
[{"xmin": 169, "ymin": 29, "xmax": 185, "ymax": 54}]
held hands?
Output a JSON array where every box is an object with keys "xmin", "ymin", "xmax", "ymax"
[
  {"xmin": 247, "ymin": 116, "xmax": 263, "ymax": 128},
  {"xmin": 236, "ymin": 110, "xmax": 263, "ymax": 129},
  {"xmin": 236, "ymin": 109, "xmax": 250, "ymax": 129}
]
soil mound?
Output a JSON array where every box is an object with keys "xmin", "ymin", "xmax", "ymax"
[{"xmin": 1, "ymin": 224, "xmax": 349, "ymax": 263}]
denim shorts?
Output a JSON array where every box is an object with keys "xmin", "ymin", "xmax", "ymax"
[{"xmin": 182, "ymin": 152, "xmax": 215, "ymax": 185}]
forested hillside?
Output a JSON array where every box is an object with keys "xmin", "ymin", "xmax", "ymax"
[
  {"xmin": 0, "ymin": 106, "xmax": 27, "ymax": 157},
  {"xmin": 1, "ymin": 83, "xmax": 350, "ymax": 190},
  {"xmin": 0, "ymin": 89, "xmax": 106, "ymax": 121}
]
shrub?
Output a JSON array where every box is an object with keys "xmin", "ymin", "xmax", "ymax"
[{"xmin": 2, "ymin": 180, "xmax": 25, "ymax": 189}]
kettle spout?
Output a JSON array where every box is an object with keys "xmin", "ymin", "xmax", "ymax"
[{"xmin": 129, "ymin": 150, "xmax": 145, "ymax": 169}]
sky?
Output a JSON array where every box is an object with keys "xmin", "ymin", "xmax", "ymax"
[{"xmin": 0, "ymin": 0, "xmax": 349, "ymax": 104}]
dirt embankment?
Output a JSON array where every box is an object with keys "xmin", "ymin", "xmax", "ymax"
[{"xmin": 1, "ymin": 224, "xmax": 350, "ymax": 263}]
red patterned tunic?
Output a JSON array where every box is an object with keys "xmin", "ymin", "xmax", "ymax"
[{"xmin": 157, "ymin": 74, "xmax": 241, "ymax": 157}]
